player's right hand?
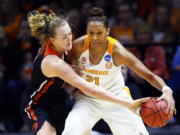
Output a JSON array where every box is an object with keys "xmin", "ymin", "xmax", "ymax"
[
  {"xmin": 158, "ymin": 90, "xmax": 176, "ymax": 117},
  {"xmin": 128, "ymin": 97, "xmax": 150, "ymax": 115}
]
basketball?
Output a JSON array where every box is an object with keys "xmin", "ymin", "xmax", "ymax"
[{"xmin": 140, "ymin": 97, "xmax": 171, "ymax": 128}]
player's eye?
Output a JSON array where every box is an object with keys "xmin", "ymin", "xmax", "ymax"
[
  {"xmin": 62, "ymin": 36, "xmax": 67, "ymax": 40},
  {"xmin": 97, "ymin": 32, "xmax": 102, "ymax": 35}
]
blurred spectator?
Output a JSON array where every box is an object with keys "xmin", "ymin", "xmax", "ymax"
[
  {"xmin": 4, "ymin": 52, "xmax": 33, "ymax": 132},
  {"xmin": 18, "ymin": 0, "xmax": 35, "ymax": 13},
  {"xmin": 20, "ymin": 52, "xmax": 33, "ymax": 83},
  {"xmin": 16, "ymin": 17, "xmax": 39, "ymax": 57},
  {"xmin": 0, "ymin": 26, "xmax": 8, "ymax": 132},
  {"xmin": 148, "ymin": 4, "xmax": 178, "ymax": 43},
  {"xmin": 49, "ymin": 2, "xmax": 62, "ymax": 15},
  {"xmin": 4, "ymin": 79, "xmax": 25, "ymax": 132},
  {"xmin": 171, "ymin": 46, "xmax": 180, "ymax": 72},
  {"xmin": 121, "ymin": 65, "xmax": 142, "ymax": 99},
  {"xmin": 0, "ymin": 26, "xmax": 8, "ymax": 49},
  {"xmin": 130, "ymin": 23, "xmax": 170, "ymax": 79},
  {"xmin": 108, "ymin": 0, "xmax": 125, "ymax": 27},
  {"xmin": 109, "ymin": 0, "xmax": 140, "ymax": 27},
  {"xmin": 79, "ymin": 1, "xmax": 92, "ymax": 35},
  {"xmin": 144, "ymin": 46, "xmax": 170, "ymax": 79},
  {"xmin": 94, "ymin": 0, "xmax": 108, "ymax": 11},
  {"xmin": 58, "ymin": 0, "xmax": 71, "ymax": 11},
  {"xmin": 168, "ymin": 46, "xmax": 180, "ymax": 123},
  {"xmin": 0, "ymin": 61, "xmax": 5, "ymax": 85},
  {"xmin": 148, "ymin": 0, "xmax": 180, "ymax": 33},
  {"xmin": 0, "ymin": 54, "xmax": 5, "ymax": 106},
  {"xmin": 137, "ymin": 0, "xmax": 155, "ymax": 20},
  {"xmin": 0, "ymin": 0, "xmax": 24, "ymax": 46},
  {"xmin": 111, "ymin": 2, "xmax": 142, "ymax": 44},
  {"xmin": 127, "ymin": 23, "xmax": 167, "ymax": 97},
  {"xmin": 148, "ymin": 4, "xmax": 179, "ymax": 69},
  {"xmin": 171, "ymin": 0, "xmax": 180, "ymax": 33},
  {"xmin": 17, "ymin": 19, "xmax": 32, "ymax": 51},
  {"xmin": 0, "ymin": 55, "xmax": 5, "ymax": 132},
  {"xmin": 81, "ymin": 1, "xmax": 92, "ymax": 19},
  {"xmin": 68, "ymin": 8, "xmax": 81, "ymax": 40},
  {"xmin": 0, "ymin": 25, "xmax": 6, "ymax": 128}
]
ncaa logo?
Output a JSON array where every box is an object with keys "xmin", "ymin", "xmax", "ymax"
[{"xmin": 104, "ymin": 55, "xmax": 111, "ymax": 61}]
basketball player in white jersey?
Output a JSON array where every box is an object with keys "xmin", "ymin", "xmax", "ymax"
[{"xmin": 62, "ymin": 7, "xmax": 176, "ymax": 135}]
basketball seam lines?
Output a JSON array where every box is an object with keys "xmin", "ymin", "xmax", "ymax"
[
  {"xmin": 150, "ymin": 98, "xmax": 159, "ymax": 127},
  {"xmin": 141, "ymin": 98, "xmax": 169, "ymax": 127},
  {"xmin": 142, "ymin": 107, "xmax": 167, "ymax": 119}
]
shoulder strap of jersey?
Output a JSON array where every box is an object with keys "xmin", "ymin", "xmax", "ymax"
[{"xmin": 107, "ymin": 36, "xmax": 117, "ymax": 56}]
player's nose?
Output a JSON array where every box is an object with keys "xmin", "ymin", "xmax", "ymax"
[{"xmin": 92, "ymin": 35, "xmax": 98, "ymax": 40}]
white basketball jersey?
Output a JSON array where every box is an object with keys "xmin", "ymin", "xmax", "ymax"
[{"xmin": 78, "ymin": 36, "xmax": 126, "ymax": 95}]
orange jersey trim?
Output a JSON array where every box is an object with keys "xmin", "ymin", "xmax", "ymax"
[
  {"xmin": 32, "ymin": 122, "xmax": 38, "ymax": 131},
  {"xmin": 83, "ymin": 36, "xmax": 117, "ymax": 56},
  {"xmin": 32, "ymin": 79, "xmax": 55, "ymax": 101},
  {"xmin": 25, "ymin": 79, "xmax": 55, "ymax": 125},
  {"xmin": 44, "ymin": 44, "xmax": 61, "ymax": 57},
  {"xmin": 107, "ymin": 37, "xmax": 116, "ymax": 55}
]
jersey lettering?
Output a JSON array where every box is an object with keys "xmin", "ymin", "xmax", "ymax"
[{"xmin": 86, "ymin": 75, "xmax": 99, "ymax": 85}]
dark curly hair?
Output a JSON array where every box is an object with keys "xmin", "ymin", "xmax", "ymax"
[{"xmin": 87, "ymin": 7, "xmax": 108, "ymax": 28}]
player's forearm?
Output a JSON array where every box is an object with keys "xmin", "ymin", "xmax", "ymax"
[
  {"xmin": 52, "ymin": 60, "xmax": 131, "ymax": 107},
  {"xmin": 147, "ymin": 74, "xmax": 168, "ymax": 92},
  {"xmin": 75, "ymin": 78, "xmax": 131, "ymax": 107},
  {"xmin": 128, "ymin": 60, "xmax": 169, "ymax": 92},
  {"xmin": 89, "ymin": 85, "xmax": 131, "ymax": 107}
]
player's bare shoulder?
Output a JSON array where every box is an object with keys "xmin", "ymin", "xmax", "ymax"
[
  {"xmin": 73, "ymin": 35, "xmax": 86, "ymax": 52},
  {"xmin": 67, "ymin": 35, "xmax": 86, "ymax": 63},
  {"xmin": 112, "ymin": 40, "xmax": 125, "ymax": 56},
  {"xmin": 41, "ymin": 55, "xmax": 60, "ymax": 77},
  {"xmin": 112, "ymin": 40, "xmax": 129, "ymax": 66}
]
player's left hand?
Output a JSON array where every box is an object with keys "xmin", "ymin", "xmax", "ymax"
[
  {"xmin": 157, "ymin": 90, "xmax": 176, "ymax": 118},
  {"xmin": 128, "ymin": 97, "xmax": 150, "ymax": 115}
]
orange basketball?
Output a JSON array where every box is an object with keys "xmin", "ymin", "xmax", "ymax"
[{"xmin": 140, "ymin": 97, "xmax": 171, "ymax": 128}]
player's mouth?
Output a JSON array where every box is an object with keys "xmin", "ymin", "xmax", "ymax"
[{"xmin": 91, "ymin": 41, "xmax": 100, "ymax": 45}]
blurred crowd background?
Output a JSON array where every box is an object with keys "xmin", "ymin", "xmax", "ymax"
[{"xmin": 0, "ymin": 0, "xmax": 180, "ymax": 134}]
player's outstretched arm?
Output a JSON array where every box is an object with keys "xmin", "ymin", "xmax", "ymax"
[
  {"xmin": 112, "ymin": 41, "xmax": 176, "ymax": 116},
  {"xmin": 41, "ymin": 55, "xmax": 148, "ymax": 110}
]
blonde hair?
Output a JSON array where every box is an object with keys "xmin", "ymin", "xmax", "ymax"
[{"xmin": 27, "ymin": 10, "xmax": 67, "ymax": 42}]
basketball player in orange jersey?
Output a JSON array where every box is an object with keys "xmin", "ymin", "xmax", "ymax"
[
  {"xmin": 62, "ymin": 7, "xmax": 176, "ymax": 135},
  {"xmin": 23, "ymin": 9, "xmax": 149, "ymax": 135}
]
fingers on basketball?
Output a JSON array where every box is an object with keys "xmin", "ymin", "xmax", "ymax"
[{"xmin": 140, "ymin": 97, "xmax": 171, "ymax": 128}]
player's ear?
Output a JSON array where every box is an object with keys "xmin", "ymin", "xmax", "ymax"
[
  {"xmin": 49, "ymin": 37, "xmax": 55, "ymax": 45},
  {"xmin": 106, "ymin": 27, "xmax": 110, "ymax": 36}
]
